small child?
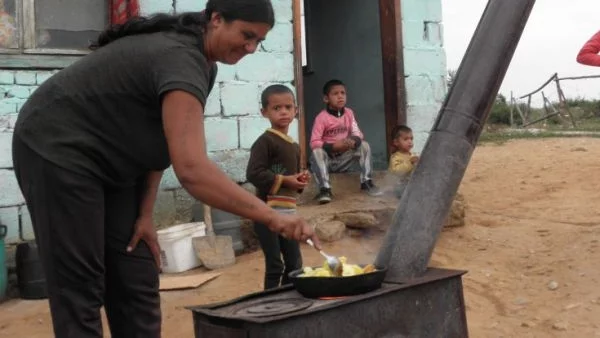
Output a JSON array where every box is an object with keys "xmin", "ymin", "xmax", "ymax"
[
  {"xmin": 246, "ymin": 84, "xmax": 309, "ymax": 290},
  {"xmin": 388, "ymin": 125, "xmax": 419, "ymax": 198},
  {"xmin": 309, "ymin": 79, "xmax": 381, "ymax": 204}
]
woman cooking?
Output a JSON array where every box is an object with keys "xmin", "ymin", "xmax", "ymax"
[{"xmin": 11, "ymin": 0, "xmax": 319, "ymax": 337}]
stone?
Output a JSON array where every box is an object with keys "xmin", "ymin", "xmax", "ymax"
[
  {"xmin": 315, "ymin": 220, "xmax": 346, "ymax": 242},
  {"xmin": 335, "ymin": 212, "xmax": 377, "ymax": 229},
  {"xmin": 159, "ymin": 166, "xmax": 181, "ymax": 190},
  {"xmin": 552, "ymin": 321, "xmax": 568, "ymax": 331},
  {"xmin": 547, "ymin": 280, "xmax": 559, "ymax": 290},
  {"xmin": 445, "ymin": 192, "xmax": 466, "ymax": 228}
]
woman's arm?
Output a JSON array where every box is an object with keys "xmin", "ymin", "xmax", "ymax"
[
  {"xmin": 138, "ymin": 171, "xmax": 164, "ymax": 219},
  {"xmin": 577, "ymin": 31, "xmax": 600, "ymax": 67},
  {"xmin": 161, "ymin": 90, "xmax": 317, "ymax": 243}
]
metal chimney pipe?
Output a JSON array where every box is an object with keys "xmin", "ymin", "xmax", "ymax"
[{"xmin": 376, "ymin": 0, "xmax": 536, "ymax": 281}]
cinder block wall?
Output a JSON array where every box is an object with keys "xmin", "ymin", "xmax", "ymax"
[
  {"xmin": 401, "ymin": 0, "xmax": 447, "ymax": 153},
  {"xmin": 0, "ymin": 0, "xmax": 297, "ymax": 243}
]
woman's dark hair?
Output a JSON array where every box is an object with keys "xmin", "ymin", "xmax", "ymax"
[{"xmin": 90, "ymin": 0, "xmax": 275, "ymax": 50}]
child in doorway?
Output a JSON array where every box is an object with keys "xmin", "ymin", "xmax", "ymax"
[
  {"xmin": 387, "ymin": 125, "xmax": 420, "ymax": 198},
  {"xmin": 309, "ymin": 79, "xmax": 381, "ymax": 204},
  {"xmin": 246, "ymin": 85, "xmax": 309, "ymax": 290}
]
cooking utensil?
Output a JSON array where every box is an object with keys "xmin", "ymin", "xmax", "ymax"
[
  {"xmin": 192, "ymin": 205, "xmax": 235, "ymax": 270},
  {"xmin": 288, "ymin": 265, "xmax": 388, "ymax": 298},
  {"xmin": 306, "ymin": 239, "xmax": 343, "ymax": 276}
]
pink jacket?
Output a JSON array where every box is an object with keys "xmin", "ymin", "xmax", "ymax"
[{"xmin": 310, "ymin": 108, "xmax": 364, "ymax": 149}]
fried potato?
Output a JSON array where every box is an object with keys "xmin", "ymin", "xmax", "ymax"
[{"xmin": 299, "ymin": 257, "xmax": 377, "ymax": 277}]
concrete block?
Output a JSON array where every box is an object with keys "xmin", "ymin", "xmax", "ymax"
[
  {"xmin": 221, "ymin": 82, "xmax": 259, "ymax": 116},
  {"xmin": 0, "ymin": 170, "xmax": 24, "ymax": 207},
  {"xmin": 239, "ymin": 117, "xmax": 271, "ymax": 149},
  {"xmin": 402, "ymin": 20, "xmax": 426, "ymax": 49},
  {"xmin": 0, "ymin": 71, "xmax": 14, "ymax": 85},
  {"xmin": 0, "ymin": 132, "xmax": 13, "ymax": 168},
  {"xmin": 288, "ymin": 118, "xmax": 299, "ymax": 142},
  {"xmin": 29, "ymin": 86, "xmax": 39, "ymax": 95},
  {"xmin": 175, "ymin": 0, "xmax": 206, "ymax": 13},
  {"xmin": 204, "ymin": 118, "xmax": 239, "ymax": 151},
  {"xmin": 36, "ymin": 71, "xmax": 56, "ymax": 85},
  {"xmin": 0, "ymin": 102, "xmax": 16, "ymax": 115},
  {"xmin": 6, "ymin": 86, "xmax": 31, "ymax": 99},
  {"xmin": 424, "ymin": 21, "xmax": 444, "ymax": 47},
  {"xmin": 14, "ymin": 72, "xmax": 37, "ymax": 85},
  {"xmin": 236, "ymin": 52, "xmax": 294, "ymax": 82},
  {"xmin": 423, "ymin": 0, "xmax": 443, "ymax": 22},
  {"xmin": 204, "ymin": 84, "xmax": 221, "ymax": 117},
  {"xmin": 208, "ymin": 149, "xmax": 250, "ymax": 183},
  {"xmin": 405, "ymin": 75, "xmax": 446, "ymax": 105},
  {"xmin": 19, "ymin": 205, "xmax": 34, "ymax": 240},
  {"xmin": 403, "ymin": 48, "xmax": 447, "ymax": 77},
  {"xmin": 0, "ymin": 206, "xmax": 20, "ymax": 243},
  {"xmin": 272, "ymin": 0, "xmax": 293, "ymax": 23},
  {"xmin": 262, "ymin": 23, "xmax": 293, "ymax": 53},
  {"xmin": 159, "ymin": 166, "xmax": 181, "ymax": 190},
  {"xmin": 406, "ymin": 104, "xmax": 441, "ymax": 132},
  {"xmin": 139, "ymin": 0, "xmax": 174, "ymax": 16},
  {"xmin": 215, "ymin": 63, "xmax": 236, "ymax": 82}
]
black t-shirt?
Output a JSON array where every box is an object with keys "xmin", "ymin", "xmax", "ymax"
[{"xmin": 14, "ymin": 31, "xmax": 217, "ymax": 187}]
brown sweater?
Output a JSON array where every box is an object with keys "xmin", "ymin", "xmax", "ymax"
[{"xmin": 246, "ymin": 129, "xmax": 301, "ymax": 209}]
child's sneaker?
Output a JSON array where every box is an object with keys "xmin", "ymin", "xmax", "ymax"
[
  {"xmin": 315, "ymin": 188, "xmax": 332, "ymax": 204},
  {"xmin": 361, "ymin": 180, "xmax": 383, "ymax": 197}
]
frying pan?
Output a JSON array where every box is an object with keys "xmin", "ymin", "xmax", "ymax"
[{"xmin": 288, "ymin": 265, "xmax": 388, "ymax": 298}]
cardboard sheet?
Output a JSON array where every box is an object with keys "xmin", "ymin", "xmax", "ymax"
[{"xmin": 159, "ymin": 271, "xmax": 221, "ymax": 291}]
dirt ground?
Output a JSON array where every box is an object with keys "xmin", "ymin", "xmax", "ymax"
[{"xmin": 2, "ymin": 137, "xmax": 600, "ymax": 337}]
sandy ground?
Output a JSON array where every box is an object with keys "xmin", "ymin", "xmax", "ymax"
[{"xmin": 2, "ymin": 137, "xmax": 600, "ymax": 337}]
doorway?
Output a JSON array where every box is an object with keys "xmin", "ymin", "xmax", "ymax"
[{"xmin": 295, "ymin": 0, "xmax": 406, "ymax": 171}]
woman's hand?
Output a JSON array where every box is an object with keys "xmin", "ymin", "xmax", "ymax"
[
  {"xmin": 267, "ymin": 212, "xmax": 321, "ymax": 249},
  {"xmin": 127, "ymin": 216, "xmax": 162, "ymax": 269}
]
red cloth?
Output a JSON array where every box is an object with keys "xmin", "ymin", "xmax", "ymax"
[
  {"xmin": 111, "ymin": 0, "xmax": 140, "ymax": 25},
  {"xmin": 577, "ymin": 30, "xmax": 600, "ymax": 67}
]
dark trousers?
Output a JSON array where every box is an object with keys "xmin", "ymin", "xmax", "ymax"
[
  {"xmin": 12, "ymin": 136, "xmax": 161, "ymax": 338},
  {"xmin": 254, "ymin": 218, "xmax": 302, "ymax": 290}
]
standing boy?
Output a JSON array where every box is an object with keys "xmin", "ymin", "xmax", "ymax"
[
  {"xmin": 246, "ymin": 85, "xmax": 309, "ymax": 290},
  {"xmin": 309, "ymin": 79, "xmax": 381, "ymax": 204},
  {"xmin": 388, "ymin": 125, "xmax": 419, "ymax": 198}
]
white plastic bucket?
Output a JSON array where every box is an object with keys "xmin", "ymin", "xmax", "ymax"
[{"xmin": 157, "ymin": 222, "xmax": 206, "ymax": 274}]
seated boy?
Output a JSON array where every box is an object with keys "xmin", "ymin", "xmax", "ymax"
[
  {"xmin": 388, "ymin": 125, "xmax": 419, "ymax": 198},
  {"xmin": 309, "ymin": 79, "xmax": 381, "ymax": 204},
  {"xmin": 246, "ymin": 84, "xmax": 309, "ymax": 290}
]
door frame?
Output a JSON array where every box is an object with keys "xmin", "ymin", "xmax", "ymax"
[{"xmin": 292, "ymin": 0, "xmax": 407, "ymax": 163}]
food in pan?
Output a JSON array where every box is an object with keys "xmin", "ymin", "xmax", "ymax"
[{"xmin": 299, "ymin": 257, "xmax": 377, "ymax": 277}]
